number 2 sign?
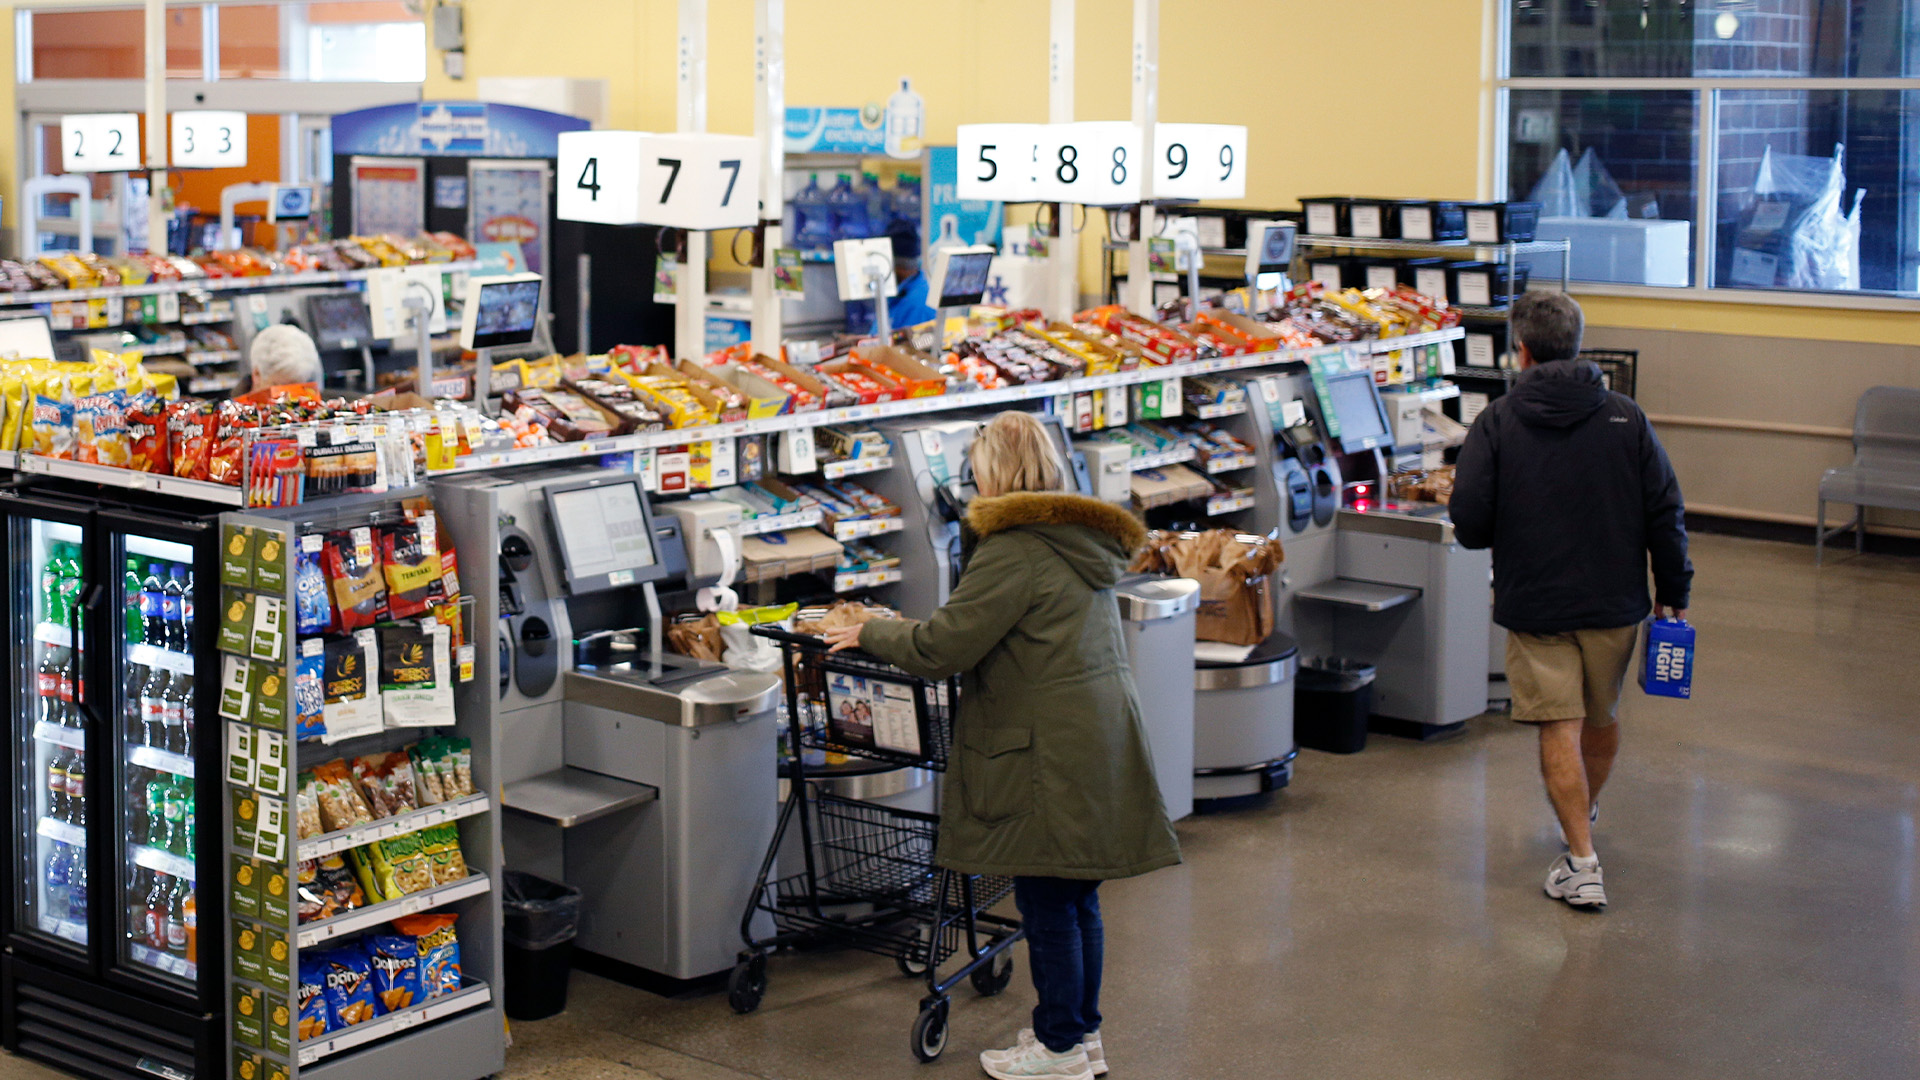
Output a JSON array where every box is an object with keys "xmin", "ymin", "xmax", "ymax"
[
  {"xmin": 61, "ymin": 113, "xmax": 141, "ymax": 173},
  {"xmin": 557, "ymin": 130, "xmax": 759, "ymax": 231}
]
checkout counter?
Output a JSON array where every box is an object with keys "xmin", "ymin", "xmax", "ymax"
[{"xmin": 434, "ymin": 466, "xmax": 782, "ymax": 983}]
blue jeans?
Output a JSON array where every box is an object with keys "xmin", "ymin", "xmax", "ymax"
[{"xmin": 1012, "ymin": 876, "xmax": 1103, "ymax": 1054}]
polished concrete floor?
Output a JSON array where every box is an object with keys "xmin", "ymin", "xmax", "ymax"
[{"xmin": 5, "ymin": 533, "xmax": 1918, "ymax": 1080}]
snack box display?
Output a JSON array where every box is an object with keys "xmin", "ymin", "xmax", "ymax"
[
  {"xmin": 678, "ymin": 358, "xmax": 778, "ymax": 420},
  {"xmin": 563, "ymin": 378, "xmax": 670, "ymax": 434},
  {"xmin": 1076, "ymin": 308, "xmax": 1203, "ymax": 364},
  {"xmin": 1192, "ymin": 311, "xmax": 1283, "ymax": 354},
  {"xmin": 739, "ymin": 528, "xmax": 844, "ymax": 583},
  {"xmin": 816, "ymin": 359, "xmax": 909, "ymax": 404},
  {"xmin": 501, "ymin": 387, "xmax": 617, "ymax": 442},
  {"xmin": 1130, "ymin": 463, "xmax": 1213, "ymax": 510},
  {"xmin": 850, "ymin": 344, "xmax": 947, "ymax": 397}
]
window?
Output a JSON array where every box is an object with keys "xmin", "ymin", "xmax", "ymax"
[
  {"xmin": 23, "ymin": 2, "xmax": 424, "ymax": 84},
  {"xmin": 1502, "ymin": 0, "xmax": 1920, "ymax": 298}
]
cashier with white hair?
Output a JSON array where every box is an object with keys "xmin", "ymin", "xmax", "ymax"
[{"xmin": 236, "ymin": 322, "xmax": 324, "ymax": 396}]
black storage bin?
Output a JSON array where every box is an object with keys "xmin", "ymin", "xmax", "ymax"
[
  {"xmin": 1300, "ymin": 196, "xmax": 1351, "ymax": 237},
  {"xmin": 503, "ymin": 871, "xmax": 582, "ymax": 1021},
  {"xmin": 1345, "ymin": 198, "xmax": 1395, "ymax": 239},
  {"xmin": 1297, "ymin": 659, "xmax": 1376, "ymax": 754},
  {"xmin": 1399, "ymin": 257, "xmax": 1452, "ymax": 301},
  {"xmin": 1455, "ymin": 318, "xmax": 1511, "ymax": 373},
  {"xmin": 1395, "ymin": 200, "xmax": 1467, "ymax": 242},
  {"xmin": 1308, "ymin": 255, "xmax": 1368, "ymax": 290},
  {"xmin": 1462, "ymin": 200, "xmax": 1540, "ymax": 244},
  {"xmin": 1359, "ymin": 258, "xmax": 1403, "ymax": 292}
]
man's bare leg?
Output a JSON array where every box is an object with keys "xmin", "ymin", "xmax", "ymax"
[
  {"xmin": 1581, "ymin": 722, "xmax": 1619, "ymax": 814},
  {"xmin": 1539, "ymin": 719, "xmax": 1594, "ymax": 858}
]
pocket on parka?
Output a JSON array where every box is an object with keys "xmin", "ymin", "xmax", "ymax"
[{"xmin": 959, "ymin": 726, "xmax": 1034, "ymax": 825}]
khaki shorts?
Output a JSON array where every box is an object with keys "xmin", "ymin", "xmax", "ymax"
[{"xmin": 1506, "ymin": 625, "xmax": 1638, "ymax": 726}]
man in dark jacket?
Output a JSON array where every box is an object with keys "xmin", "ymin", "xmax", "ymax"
[{"xmin": 1449, "ymin": 291, "xmax": 1691, "ymax": 912}]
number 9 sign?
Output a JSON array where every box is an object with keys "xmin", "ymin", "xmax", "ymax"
[
  {"xmin": 1031, "ymin": 122, "xmax": 1143, "ymax": 206},
  {"xmin": 1151, "ymin": 124, "xmax": 1248, "ymax": 201}
]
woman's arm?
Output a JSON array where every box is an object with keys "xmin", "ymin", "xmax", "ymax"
[{"xmin": 855, "ymin": 534, "xmax": 1035, "ymax": 681}]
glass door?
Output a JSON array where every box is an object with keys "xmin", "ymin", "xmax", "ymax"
[
  {"xmin": 11, "ymin": 510, "xmax": 93, "ymax": 960},
  {"xmin": 115, "ymin": 530, "xmax": 203, "ymax": 988}
]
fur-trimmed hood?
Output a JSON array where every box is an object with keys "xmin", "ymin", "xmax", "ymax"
[{"xmin": 966, "ymin": 492, "xmax": 1145, "ymax": 590}]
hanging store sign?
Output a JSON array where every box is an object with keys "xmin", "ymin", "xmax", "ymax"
[
  {"xmin": 61, "ymin": 113, "xmax": 142, "ymax": 173},
  {"xmin": 1151, "ymin": 124, "xmax": 1247, "ymax": 201},
  {"xmin": 557, "ymin": 131, "xmax": 760, "ymax": 231},
  {"xmin": 170, "ymin": 111, "xmax": 248, "ymax": 169}
]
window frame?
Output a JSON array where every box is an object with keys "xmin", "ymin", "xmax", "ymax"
[{"xmin": 1495, "ymin": 3, "xmax": 1920, "ymax": 310}]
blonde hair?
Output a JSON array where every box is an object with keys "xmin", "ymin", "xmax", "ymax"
[{"xmin": 970, "ymin": 411, "xmax": 1065, "ymax": 497}]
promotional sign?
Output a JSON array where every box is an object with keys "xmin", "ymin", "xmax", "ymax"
[
  {"xmin": 61, "ymin": 113, "xmax": 141, "ymax": 172},
  {"xmin": 784, "ymin": 106, "xmax": 887, "ymax": 154},
  {"xmin": 469, "ymin": 164, "xmax": 549, "ymax": 273},
  {"xmin": 955, "ymin": 124, "xmax": 1042, "ymax": 203},
  {"xmin": 557, "ymin": 131, "xmax": 758, "ymax": 230},
  {"xmin": 1151, "ymin": 123, "xmax": 1248, "ymax": 201},
  {"xmin": 928, "ymin": 146, "xmax": 1004, "ymax": 250},
  {"xmin": 171, "ymin": 111, "xmax": 248, "ymax": 169},
  {"xmin": 331, "ymin": 101, "xmax": 589, "ymax": 158},
  {"xmin": 1031, "ymin": 122, "xmax": 1143, "ymax": 206}
]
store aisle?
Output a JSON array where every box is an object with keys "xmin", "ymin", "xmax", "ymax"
[{"xmin": 3, "ymin": 533, "xmax": 1915, "ymax": 1080}]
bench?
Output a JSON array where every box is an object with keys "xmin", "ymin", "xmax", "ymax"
[{"xmin": 1817, "ymin": 386, "xmax": 1920, "ymax": 564}]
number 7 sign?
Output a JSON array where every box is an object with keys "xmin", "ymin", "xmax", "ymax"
[{"xmin": 557, "ymin": 130, "xmax": 759, "ymax": 230}]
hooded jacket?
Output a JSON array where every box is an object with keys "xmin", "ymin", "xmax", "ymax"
[
  {"xmin": 1449, "ymin": 359, "xmax": 1692, "ymax": 633},
  {"xmin": 858, "ymin": 491, "xmax": 1182, "ymax": 881}
]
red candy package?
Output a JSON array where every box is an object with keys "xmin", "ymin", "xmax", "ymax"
[
  {"xmin": 207, "ymin": 400, "xmax": 257, "ymax": 487},
  {"xmin": 126, "ymin": 393, "xmax": 170, "ymax": 474},
  {"xmin": 167, "ymin": 401, "xmax": 216, "ymax": 480}
]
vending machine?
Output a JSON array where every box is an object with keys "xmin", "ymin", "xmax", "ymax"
[{"xmin": 1, "ymin": 483, "xmax": 225, "ymax": 1080}]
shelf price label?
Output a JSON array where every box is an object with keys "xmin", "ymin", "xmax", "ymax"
[
  {"xmin": 1151, "ymin": 124, "xmax": 1247, "ymax": 201},
  {"xmin": 1031, "ymin": 122, "xmax": 1142, "ymax": 206},
  {"xmin": 557, "ymin": 130, "xmax": 759, "ymax": 230},
  {"xmin": 61, "ymin": 113, "xmax": 142, "ymax": 173},
  {"xmin": 170, "ymin": 111, "xmax": 247, "ymax": 169},
  {"xmin": 956, "ymin": 124, "xmax": 1042, "ymax": 203}
]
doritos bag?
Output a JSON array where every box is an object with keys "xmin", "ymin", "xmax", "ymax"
[{"xmin": 365, "ymin": 934, "xmax": 422, "ymax": 1015}]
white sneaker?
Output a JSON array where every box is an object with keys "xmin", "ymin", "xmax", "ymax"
[
  {"xmin": 1543, "ymin": 854, "xmax": 1607, "ymax": 910},
  {"xmin": 985, "ymin": 1030, "xmax": 1107, "ymax": 1077},
  {"xmin": 979, "ymin": 1036, "xmax": 1093, "ymax": 1080}
]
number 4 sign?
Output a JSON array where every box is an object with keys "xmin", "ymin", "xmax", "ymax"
[{"xmin": 557, "ymin": 130, "xmax": 759, "ymax": 231}]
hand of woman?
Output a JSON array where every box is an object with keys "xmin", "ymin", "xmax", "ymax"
[{"xmin": 822, "ymin": 624, "xmax": 863, "ymax": 653}]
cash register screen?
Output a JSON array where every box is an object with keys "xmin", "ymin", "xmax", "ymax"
[
  {"xmin": 1323, "ymin": 370, "xmax": 1392, "ymax": 452},
  {"xmin": 547, "ymin": 479, "xmax": 666, "ymax": 593}
]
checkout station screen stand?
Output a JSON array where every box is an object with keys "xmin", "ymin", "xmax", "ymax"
[{"xmin": 546, "ymin": 477, "xmax": 682, "ymax": 683}]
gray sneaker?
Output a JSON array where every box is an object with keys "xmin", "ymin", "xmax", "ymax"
[
  {"xmin": 1544, "ymin": 854, "xmax": 1607, "ymax": 910},
  {"xmin": 986, "ymin": 1030, "xmax": 1106, "ymax": 1077}
]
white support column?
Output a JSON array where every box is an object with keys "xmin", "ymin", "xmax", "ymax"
[
  {"xmin": 144, "ymin": 0, "xmax": 168, "ymax": 255},
  {"xmin": 749, "ymin": 0, "xmax": 785, "ymax": 357},
  {"xmin": 675, "ymin": 0, "xmax": 710, "ymax": 359},
  {"xmin": 1124, "ymin": 0, "xmax": 1158, "ymax": 315},
  {"xmin": 1047, "ymin": 0, "xmax": 1079, "ymax": 320}
]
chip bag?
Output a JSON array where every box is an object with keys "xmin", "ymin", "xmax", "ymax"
[
  {"xmin": 365, "ymin": 933, "xmax": 423, "ymax": 1015},
  {"xmin": 297, "ymin": 953, "xmax": 335, "ymax": 1039},
  {"xmin": 319, "ymin": 944, "xmax": 378, "ymax": 1026},
  {"xmin": 126, "ymin": 392, "xmax": 169, "ymax": 473},
  {"xmin": 391, "ymin": 914, "xmax": 462, "ymax": 999},
  {"xmin": 30, "ymin": 390, "xmax": 74, "ymax": 460}
]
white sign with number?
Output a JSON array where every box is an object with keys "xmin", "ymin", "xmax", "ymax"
[
  {"xmin": 170, "ymin": 111, "xmax": 247, "ymax": 169},
  {"xmin": 61, "ymin": 113, "xmax": 141, "ymax": 173},
  {"xmin": 1151, "ymin": 124, "xmax": 1247, "ymax": 201},
  {"xmin": 956, "ymin": 124, "xmax": 1042, "ymax": 203},
  {"xmin": 557, "ymin": 130, "xmax": 758, "ymax": 230},
  {"xmin": 1031, "ymin": 122, "xmax": 1143, "ymax": 206},
  {"xmin": 557, "ymin": 130, "xmax": 651, "ymax": 225}
]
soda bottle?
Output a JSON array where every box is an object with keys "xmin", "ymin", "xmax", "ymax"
[
  {"xmin": 140, "ymin": 663, "xmax": 170, "ymax": 749},
  {"xmin": 181, "ymin": 569, "xmax": 195, "ymax": 647},
  {"xmin": 67, "ymin": 851, "xmax": 87, "ymax": 924},
  {"xmin": 161, "ymin": 566, "xmax": 186, "ymax": 653},
  {"xmin": 127, "ymin": 766, "xmax": 153, "ymax": 845},
  {"xmin": 165, "ymin": 876, "xmax": 188, "ymax": 958},
  {"xmin": 59, "ymin": 645, "xmax": 84, "ymax": 729},
  {"xmin": 57, "ymin": 544, "xmax": 84, "ymax": 635},
  {"xmin": 176, "ymin": 671, "xmax": 195, "ymax": 754},
  {"xmin": 64, "ymin": 749, "xmax": 86, "ymax": 827},
  {"xmin": 161, "ymin": 673, "xmax": 188, "ymax": 756},
  {"xmin": 141, "ymin": 564, "xmax": 166, "ymax": 645},
  {"xmin": 181, "ymin": 887, "xmax": 197, "ymax": 965},
  {"xmin": 145, "ymin": 872, "xmax": 171, "ymax": 949},
  {"xmin": 44, "ymin": 843, "xmax": 72, "ymax": 921},
  {"xmin": 45, "ymin": 748, "xmax": 70, "ymax": 822},
  {"xmin": 40, "ymin": 543, "xmax": 66, "ymax": 627},
  {"xmin": 145, "ymin": 775, "xmax": 172, "ymax": 852},
  {"xmin": 37, "ymin": 647, "xmax": 65, "ymax": 728},
  {"xmin": 127, "ymin": 866, "xmax": 153, "ymax": 944},
  {"xmin": 123, "ymin": 558, "xmax": 144, "ymax": 645},
  {"xmin": 163, "ymin": 779, "xmax": 189, "ymax": 857}
]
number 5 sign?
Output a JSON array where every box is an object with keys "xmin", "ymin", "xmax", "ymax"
[
  {"xmin": 1152, "ymin": 124, "xmax": 1248, "ymax": 201},
  {"xmin": 557, "ymin": 130, "xmax": 759, "ymax": 230},
  {"xmin": 956, "ymin": 124, "xmax": 1042, "ymax": 203}
]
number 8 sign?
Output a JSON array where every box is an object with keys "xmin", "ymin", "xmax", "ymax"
[{"xmin": 1031, "ymin": 122, "xmax": 1143, "ymax": 206}]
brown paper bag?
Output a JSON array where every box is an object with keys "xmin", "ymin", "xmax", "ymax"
[
  {"xmin": 667, "ymin": 614, "xmax": 725, "ymax": 661},
  {"xmin": 1131, "ymin": 530, "xmax": 1283, "ymax": 646}
]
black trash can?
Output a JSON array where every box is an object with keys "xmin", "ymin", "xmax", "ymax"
[
  {"xmin": 502, "ymin": 871, "xmax": 582, "ymax": 1021},
  {"xmin": 1296, "ymin": 659, "xmax": 1377, "ymax": 754}
]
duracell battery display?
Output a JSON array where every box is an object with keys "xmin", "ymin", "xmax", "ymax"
[{"xmin": 303, "ymin": 440, "xmax": 384, "ymax": 500}]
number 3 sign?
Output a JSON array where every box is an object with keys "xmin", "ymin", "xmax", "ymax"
[{"xmin": 557, "ymin": 130, "xmax": 759, "ymax": 230}]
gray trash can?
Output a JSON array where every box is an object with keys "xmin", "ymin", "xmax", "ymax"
[
  {"xmin": 503, "ymin": 871, "xmax": 581, "ymax": 1021},
  {"xmin": 1115, "ymin": 574, "xmax": 1200, "ymax": 821}
]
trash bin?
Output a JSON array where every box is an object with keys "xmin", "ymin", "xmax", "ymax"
[
  {"xmin": 1297, "ymin": 659, "xmax": 1376, "ymax": 754},
  {"xmin": 1115, "ymin": 574, "xmax": 1200, "ymax": 821},
  {"xmin": 502, "ymin": 871, "xmax": 581, "ymax": 1021}
]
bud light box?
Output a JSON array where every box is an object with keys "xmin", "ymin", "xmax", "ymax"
[{"xmin": 1640, "ymin": 618, "xmax": 1695, "ymax": 699}]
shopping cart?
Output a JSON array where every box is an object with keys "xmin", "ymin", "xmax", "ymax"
[{"xmin": 729, "ymin": 626, "xmax": 1022, "ymax": 1063}]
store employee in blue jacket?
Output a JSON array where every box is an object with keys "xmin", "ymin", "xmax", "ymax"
[{"xmin": 874, "ymin": 219, "xmax": 936, "ymax": 334}]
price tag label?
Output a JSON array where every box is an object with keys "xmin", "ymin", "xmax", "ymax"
[
  {"xmin": 170, "ymin": 111, "xmax": 247, "ymax": 169},
  {"xmin": 61, "ymin": 113, "xmax": 141, "ymax": 173},
  {"xmin": 1032, "ymin": 122, "xmax": 1142, "ymax": 206},
  {"xmin": 1151, "ymin": 124, "xmax": 1247, "ymax": 201},
  {"xmin": 556, "ymin": 130, "xmax": 759, "ymax": 230},
  {"xmin": 955, "ymin": 124, "xmax": 1042, "ymax": 203}
]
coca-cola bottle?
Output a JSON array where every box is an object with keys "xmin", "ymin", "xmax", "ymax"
[
  {"xmin": 64, "ymin": 749, "xmax": 86, "ymax": 827},
  {"xmin": 45, "ymin": 748, "xmax": 70, "ymax": 823},
  {"xmin": 37, "ymin": 647, "xmax": 65, "ymax": 729},
  {"xmin": 127, "ymin": 866, "xmax": 154, "ymax": 944},
  {"xmin": 144, "ymin": 872, "xmax": 172, "ymax": 950}
]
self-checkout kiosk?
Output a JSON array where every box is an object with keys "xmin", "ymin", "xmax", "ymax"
[{"xmin": 433, "ymin": 466, "xmax": 781, "ymax": 983}]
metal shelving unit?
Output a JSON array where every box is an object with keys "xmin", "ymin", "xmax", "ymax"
[{"xmin": 0, "ymin": 261, "xmax": 481, "ymax": 309}]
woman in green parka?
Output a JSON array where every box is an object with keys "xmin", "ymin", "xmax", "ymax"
[{"xmin": 823, "ymin": 410, "xmax": 1180, "ymax": 1080}]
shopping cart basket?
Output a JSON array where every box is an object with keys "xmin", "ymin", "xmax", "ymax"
[{"xmin": 729, "ymin": 626, "xmax": 1022, "ymax": 1063}]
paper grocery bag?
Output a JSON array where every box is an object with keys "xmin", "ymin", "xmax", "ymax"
[{"xmin": 1132, "ymin": 529, "xmax": 1283, "ymax": 646}]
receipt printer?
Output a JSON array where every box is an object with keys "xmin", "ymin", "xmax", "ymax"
[
  {"xmin": 1076, "ymin": 439, "xmax": 1134, "ymax": 505},
  {"xmin": 662, "ymin": 498, "xmax": 743, "ymax": 581}
]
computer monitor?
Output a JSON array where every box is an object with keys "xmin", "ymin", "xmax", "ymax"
[
  {"xmin": 543, "ymin": 476, "xmax": 669, "ymax": 594},
  {"xmin": 306, "ymin": 292, "xmax": 374, "ymax": 351},
  {"xmin": 1319, "ymin": 369, "xmax": 1394, "ymax": 453},
  {"xmin": 459, "ymin": 273, "xmax": 543, "ymax": 350},
  {"xmin": 928, "ymin": 245, "xmax": 996, "ymax": 308},
  {"xmin": 1244, "ymin": 220, "xmax": 1297, "ymax": 278},
  {"xmin": 0, "ymin": 316, "xmax": 56, "ymax": 361}
]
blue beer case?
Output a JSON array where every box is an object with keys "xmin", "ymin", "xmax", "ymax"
[{"xmin": 1639, "ymin": 617, "xmax": 1695, "ymax": 699}]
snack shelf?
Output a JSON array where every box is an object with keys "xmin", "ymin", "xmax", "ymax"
[
  {"xmin": 132, "ymin": 843, "xmax": 197, "ymax": 881},
  {"xmin": 831, "ymin": 517, "xmax": 904, "ymax": 542},
  {"xmin": 1297, "ymin": 236, "xmax": 1572, "ymax": 259},
  {"xmin": 1451, "ymin": 365, "xmax": 1512, "ymax": 382},
  {"xmin": 189, "ymin": 349, "xmax": 244, "ymax": 367},
  {"xmin": 294, "ymin": 980, "xmax": 494, "ymax": 1067},
  {"xmin": 31, "ymin": 721, "xmax": 86, "ymax": 750},
  {"xmin": 11, "ymin": 454, "xmax": 247, "ymax": 506},
  {"xmin": 1204, "ymin": 453, "xmax": 1258, "ymax": 474},
  {"xmin": 1193, "ymin": 401, "xmax": 1248, "ymax": 419},
  {"xmin": 298, "ymin": 793, "xmax": 491, "ymax": 861},
  {"xmin": 34, "ymin": 622, "xmax": 72, "ymax": 647},
  {"xmin": 128, "ymin": 643, "xmax": 195, "ymax": 675},
  {"xmin": 37, "ymin": 816, "xmax": 85, "ymax": 848},
  {"xmin": 431, "ymin": 328, "xmax": 1465, "ymax": 477},
  {"xmin": 1206, "ymin": 493, "xmax": 1256, "ymax": 516},
  {"xmin": 734, "ymin": 508, "xmax": 825, "ymax": 537},
  {"xmin": 834, "ymin": 568, "xmax": 902, "ymax": 593},
  {"xmin": 128, "ymin": 943, "xmax": 197, "ymax": 979},
  {"xmin": 294, "ymin": 871, "xmax": 491, "ymax": 949},
  {"xmin": 820, "ymin": 455, "xmax": 894, "ymax": 480},
  {"xmin": 129, "ymin": 744, "xmax": 197, "ymax": 778},
  {"xmin": 0, "ymin": 261, "xmax": 482, "ymax": 307},
  {"xmin": 181, "ymin": 309, "xmax": 236, "ymax": 325},
  {"xmin": 1127, "ymin": 445, "xmax": 1199, "ymax": 472}
]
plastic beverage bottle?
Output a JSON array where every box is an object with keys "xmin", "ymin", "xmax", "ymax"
[
  {"xmin": 127, "ymin": 766, "xmax": 153, "ymax": 845},
  {"xmin": 145, "ymin": 776, "xmax": 171, "ymax": 851},
  {"xmin": 140, "ymin": 663, "xmax": 171, "ymax": 749},
  {"xmin": 44, "ymin": 843, "xmax": 71, "ymax": 922},
  {"xmin": 67, "ymin": 851, "xmax": 87, "ymax": 924},
  {"xmin": 60, "ymin": 646, "xmax": 83, "ymax": 729},
  {"xmin": 45, "ymin": 748, "xmax": 70, "ymax": 822},
  {"xmin": 57, "ymin": 544, "xmax": 83, "ymax": 635},
  {"xmin": 144, "ymin": 872, "xmax": 171, "ymax": 949},
  {"xmin": 123, "ymin": 558, "xmax": 144, "ymax": 645},
  {"xmin": 826, "ymin": 173, "xmax": 870, "ymax": 240},
  {"xmin": 140, "ymin": 564, "xmax": 166, "ymax": 645},
  {"xmin": 37, "ymin": 647, "xmax": 66, "ymax": 729},
  {"xmin": 40, "ymin": 543, "xmax": 67, "ymax": 627},
  {"xmin": 162, "ymin": 779, "xmax": 190, "ymax": 856},
  {"xmin": 161, "ymin": 566, "xmax": 186, "ymax": 653},
  {"xmin": 180, "ymin": 781, "xmax": 196, "ymax": 859},
  {"xmin": 181, "ymin": 887, "xmax": 197, "ymax": 964},
  {"xmin": 793, "ymin": 174, "xmax": 834, "ymax": 251},
  {"xmin": 180, "ymin": 569, "xmax": 194, "ymax": 646},
  {"xmin": 128, "ymin": 867, "xmax": 153, "ymax": 944},
  {"xmin": 161, "ymin": 673, "xmax": 188, "ymax": 756},
  {"xmin": 64, "ymin": 749, "xmax": 86, "ymax": 827},
  {"xmin": 165, "ymin": 876, "xmax": 188, "ymax": 958},
  {"xmin": 173, "ymin": 671, "xmax": 195, "ymax": 756}
]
